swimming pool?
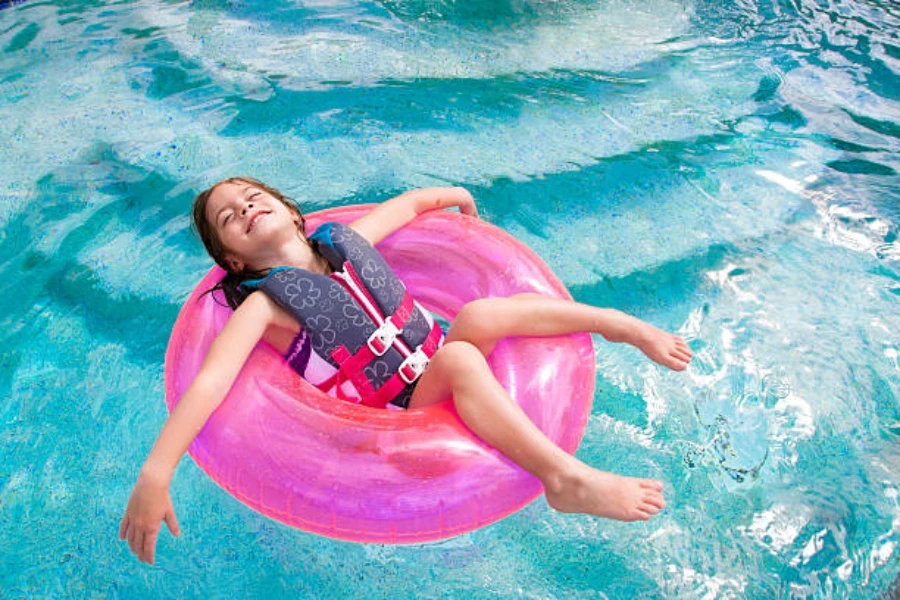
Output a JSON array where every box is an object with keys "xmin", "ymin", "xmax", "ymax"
[{"xmin": 1, "ymin": 0, "xmax": 897, "ymax": 597}]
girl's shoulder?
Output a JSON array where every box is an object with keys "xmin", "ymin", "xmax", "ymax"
[{"xmin": 231, "ymin": 290, "xmax": 299, "ymax": 332}]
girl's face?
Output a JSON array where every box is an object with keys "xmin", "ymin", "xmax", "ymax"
[{"xmin": 205, "ymin": 181, "xmax": 303, "ymax": 272}]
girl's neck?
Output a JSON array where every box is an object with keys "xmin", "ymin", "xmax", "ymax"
[
  {"xmin": 306, "ymin": 251, "xmax": 332, "ymax": 276},
  {"xmin": 250, "ymin": 237, "xmax": 330, "ymax": 276}
]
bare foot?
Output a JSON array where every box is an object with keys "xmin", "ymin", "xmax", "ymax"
[
  {"xmin": 632, "ymin": 322, "xmax": 693, "ymax": 371},
  {"xmin": 544, "ymin": 465, "xmax": 666, "ymax": 522}
]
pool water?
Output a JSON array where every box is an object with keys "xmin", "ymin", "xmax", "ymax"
[{"xmin": 1, "ymin": 0, "xmax": 898, "ymax": 597}]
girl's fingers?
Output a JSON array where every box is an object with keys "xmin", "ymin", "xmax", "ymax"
[
  {"xmin": 135, "ymin": 531, "xmax": 147, "ymax": 563},
  {"xmin": 143, "ymin": 531, "xmax": 159, "ymax": 565},
  {"xmin": 127, "ymin": 525, "xmax": 139, "ymax": 557},
  {"xmin": 164, "ymin": 509, "xmax": 181, "ymax": 537},
  {"xmin": 119, "ymin": 515, "xmax": 129, "ymax": 540}
]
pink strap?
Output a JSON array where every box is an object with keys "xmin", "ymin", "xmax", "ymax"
[
  {"xmin": 329, "ymin": 291, "xmax": 416, "ymax": 393},
  {"xmin": 329, "ymin": 293, "xmax": 441, "ymax": 409},
  {"xmin": 331, "ymin": 345, "xmax": 376, "ymax": 397},
  {"xmin": 366, "ymin": 321, "xmax": 444, "ymax": 408}
]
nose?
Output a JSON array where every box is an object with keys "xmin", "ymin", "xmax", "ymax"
[{"xmin": 241, "ymin": 202, "xmax": 254, "ymax": 216}]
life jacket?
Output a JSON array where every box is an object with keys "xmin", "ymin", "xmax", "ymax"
[{"xmin": 242, "ymin": 222, "xmax": 444, "ymax": 409}]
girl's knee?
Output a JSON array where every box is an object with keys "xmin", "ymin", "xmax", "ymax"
[
  {"xmin": 454, "ymin": 298, "xmax": 496, "ymax": 329},
  {"xmin": 450, "ymin": 299, "xmax": 504, "ymax": 346},
  {"xmin": 410, "ymin": 342, "xmax": 486, "ymax": 409},
  {"xmin": 431, "ymin": 340, "xmax": 485, "ymax": 373},
  {"xmin": 432, "ymin": 341, "xmax": 493, "ymax": 391}
]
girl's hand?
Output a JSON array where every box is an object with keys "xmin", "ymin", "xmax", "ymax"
[
  {"xmin": 116, "ymin": 292, "xmax": 273, "ymax": 565},
  {"xmin": 452, "ymin": 187, "xmax": 479, "ymax": 218},
  {"xmin": 119, "ymin": 467, "xmax": 181, "ymax": 565}
]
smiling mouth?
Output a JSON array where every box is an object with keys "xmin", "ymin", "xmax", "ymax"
[{"xmin": 246, "ymin": 211, "xmax": 269, "ymax": 233}]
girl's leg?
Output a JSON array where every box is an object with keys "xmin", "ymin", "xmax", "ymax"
[
  {"xmin": 410, "ymin": 341, "xmax": 666, "ymax": 522},
  {"xmin": 447, "ymin": 294, "xmax": 692, "ymax": 371}
]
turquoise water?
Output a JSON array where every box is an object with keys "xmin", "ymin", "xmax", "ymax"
[{"xmin": 1, "ymin": 0, "xmax": 898, "ymax": 597}]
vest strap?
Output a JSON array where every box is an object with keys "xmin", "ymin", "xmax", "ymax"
[
  {"xmin": 331, "ymin": 291, "xmax": 416, "ymax": 382},
  {"xmin": 312, "ymin": 365, "xmax": 371, "ymax": 405},
  {"xmin": 366, "ymin": 292, "xmax": 415, "ymax": 356},
  {"xmin": 366, "ymin": 320, "xmax": 444, "ymax": 408},
  {"xmin": 331, "ymin": 345, "xmax": 376, "ymax": 397},
  {"xmin": 329, "ymin": 290, "xmax": 430, "ymax": 407}
]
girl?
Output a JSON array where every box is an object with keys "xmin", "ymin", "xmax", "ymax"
[{"xmin": 120, "ymin": 178, "xmax": 693, "ymax": 564}]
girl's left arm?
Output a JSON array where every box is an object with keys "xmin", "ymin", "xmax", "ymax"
[{"xmin": 349, "ymin": 187, "xmax": 478, "ymax": 245}]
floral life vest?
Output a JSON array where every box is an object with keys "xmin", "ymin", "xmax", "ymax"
[{"xmin": 243, "ymin": 222, "xmax": 443, "ymax": 409}]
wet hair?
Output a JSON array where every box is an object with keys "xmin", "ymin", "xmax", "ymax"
[{"xmin": 191, "ymin": 176, "xmax": 309, "ymax": 309}]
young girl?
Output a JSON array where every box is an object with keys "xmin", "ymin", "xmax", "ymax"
[{"xmin": 120, "ymin": 177, "xmax": 693, "ymax": 564}]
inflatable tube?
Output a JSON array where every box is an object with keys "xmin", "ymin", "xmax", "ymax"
[{"xmin": 164, "ymin": 207, "xmax": 596, "ymax": 544}]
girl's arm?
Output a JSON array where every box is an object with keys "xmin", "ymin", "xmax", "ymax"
[
  {"xmin": 349, "ymin": 187, "xmax": 478, "ymax": 245},
  {"xmin": 119, "ymin": 291, "xmax": 287, "ymax": 565}
]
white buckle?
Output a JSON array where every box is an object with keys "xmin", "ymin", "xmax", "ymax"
[
  {"xmin": 367, "ymin": 320, "xmax": 401, "ymax": 357},
  {"xmin": 399, "ymin": 347, "xmax": 430, "ymax": 384}
]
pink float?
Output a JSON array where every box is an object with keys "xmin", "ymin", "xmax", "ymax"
[{"xmin": 164, "ymin": 207, "xmax": 596, "ymax": 543}]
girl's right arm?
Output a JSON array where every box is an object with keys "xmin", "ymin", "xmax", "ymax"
[
  {"xmin": 349, "ymin": 187, "xmax": 478, "ymax": 245},
  {"xmin": 119, "ymin": 291, "xmax": 285, "ymax": 565}
]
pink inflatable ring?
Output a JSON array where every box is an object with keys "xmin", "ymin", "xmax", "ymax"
[{"xmin": 164, "ymin": 207, "xmax": 596, "ymax": 544}]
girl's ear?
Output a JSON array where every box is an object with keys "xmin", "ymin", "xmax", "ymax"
[{"xmin": 225, "ymin": 254, "xmax": 245, "ymax": 273}]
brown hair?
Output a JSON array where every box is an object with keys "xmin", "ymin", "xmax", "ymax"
[{"xmin": 191, "ymin": 176, "xmax": 309, "ymax": 309}]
